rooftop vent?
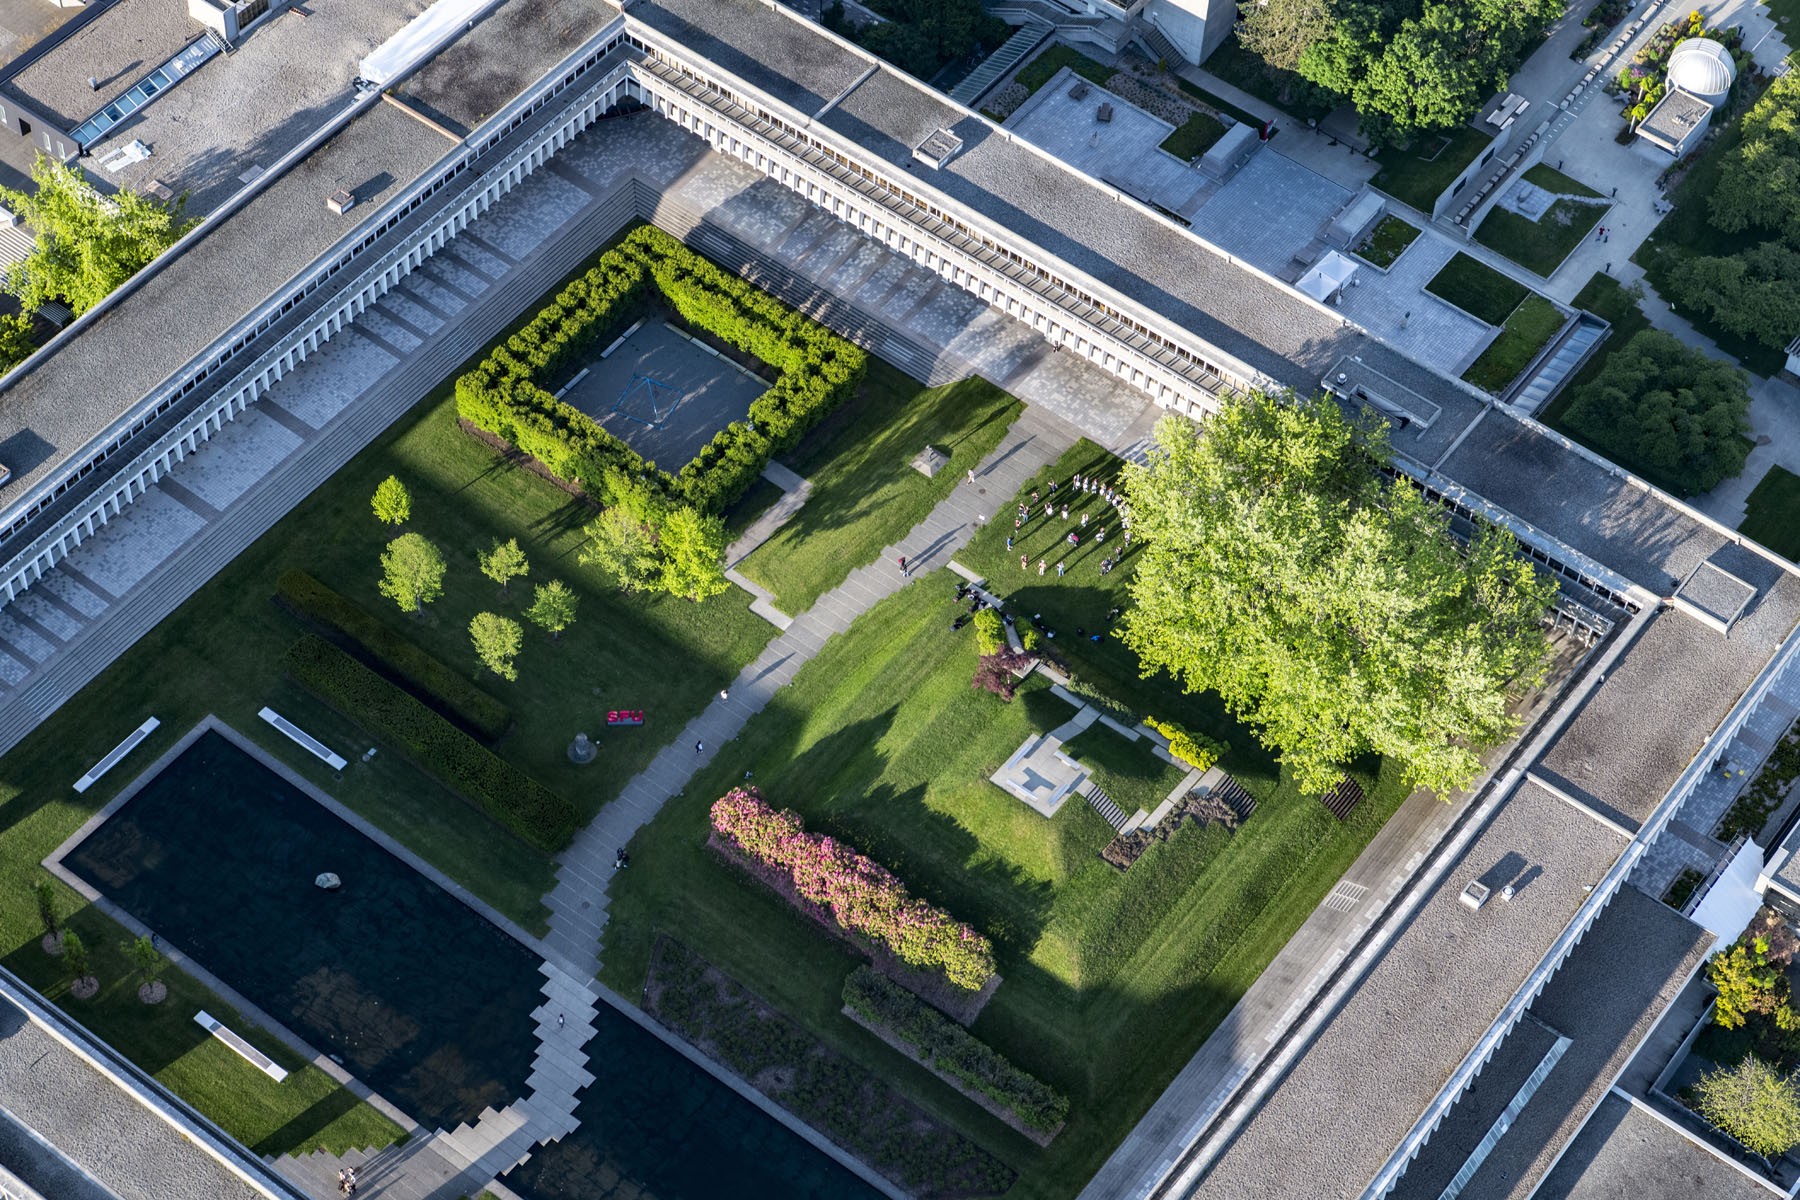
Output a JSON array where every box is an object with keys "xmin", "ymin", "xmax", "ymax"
[
  {"xmin": 1460, "ymin": 880, "xmax": 1491, "ymax": 911},
  {"xmin": 913, "ymin": 127, "xmax": 964, "ymax": 170},
  {"xmin": 326, "ymin": 188, "xmax": 355, "ymax": 216}
]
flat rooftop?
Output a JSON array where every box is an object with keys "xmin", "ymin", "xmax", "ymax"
[
  {"xmin": 1193, "ymin": 778, "xmax": 1627, "ymax": 1199},
  {"xmin": 0, "ymin": 97, "xmax": 448, "ymax": 513},
  {"xmin": 397, "ymin": 0, "xmax": 620, "ymax": 135},
  {"xmin": 632, "ymin": 0, "xmax": 870, "ymax": 117},
  {"xmin": 2, "ymin": 0, "xmax": 201, "ymax": 129},
  {"xmin": 1638, "ymin": 89, "xmax": 1715, "ymax": 150},
  {"xmin": 1536, "ymin": 1092, "xmax": 1770, "ymax": 1200}
]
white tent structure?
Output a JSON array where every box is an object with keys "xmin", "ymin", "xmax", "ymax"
[{"xmin": 1297, "ymin": 251, "xmax": 1358, "ymax": 305}]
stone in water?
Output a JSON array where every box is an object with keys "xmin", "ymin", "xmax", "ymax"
[{"xmin": 315, "ymin": 872, "xmax": 342, "ymax": 891}]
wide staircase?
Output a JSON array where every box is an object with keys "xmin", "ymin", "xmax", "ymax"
[
  {"xmin": 951, "ymin": 18, "xmax": 1053, "ymax": 106},
  {"xmin": 1080, "ymin": 780, "xmax": 1131, "ymax": 831},
  {"xmin": 1132, "ymin": 19, "xmax": 1181, "ymax": 67},
  {"xmin": 1506, "ymin": 314, "xmax": 1606, "ymax": 416}
]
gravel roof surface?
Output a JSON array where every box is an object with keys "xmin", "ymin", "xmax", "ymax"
[
  {"xmin": 91, "ymin": 0, "xmax": 435, "ymax": 215},
  {"xmin": 0, "ymin": 998, "xmax": 261, "ymax": 1200},
  {"xmin": 632, "ymin": 0, "xmax": 869, "ymax": 116},
  {"xmin": 1538, "ymin": 566, "xmax": 1800, "ymax": 829},
  {"xmin": 1391, "ymin": 885, "xmax": 1710, "ymax": 1200},
  {"xmin": 399, "ymin": 0, "xmax": 620, "ymax": 134},
  {"xmin": 1193, "ymin": 779, "xmax": 1626, "ymax": 1200},
  {"xmin": 3, "ymin": 0, "xmax": 200, "ymax": 128},
  {"xmin": 0, "ymin": 98, "xmax": 447, "ymax": 515},
  {"xmin": 1536, "ymin": 1092, "xmax": 1770, "ymax": 1200}
]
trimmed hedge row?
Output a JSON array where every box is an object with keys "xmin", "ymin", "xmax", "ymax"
[
  {"xmin": 1145, "ymin": 716, "xmax": 1226, "ymax": 773},
  {"xmin": 283, "ymin": 635, "xmax": 577, "ymax": 851},
  {"xmin": 842, "ymin": 966, "xmax": 1069, "ymax": 1135},
  {"xmin": 275, "ymin": 570, "xmax": 511, "ymax": 741},
  {"xmin": 454, "ymin": 224, "xmax": 866, "ymax": 514}
]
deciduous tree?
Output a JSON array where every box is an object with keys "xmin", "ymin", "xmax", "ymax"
[
  {"xmin": 579, "ymin": 506, "xmax": 660, "ymax": 593},
  {"xmin": 470, "ymin": 612, "xmax": 523, "ymax": 682},
  {"xmin": 1561, "ymin": 329, "xmax": 1752, "ymax": 495},
  {"xmin": 479, "ymin": 537, "xmax": 530, "ymax": 595},
  {"xmin": 525, "ymin": 579, "xmax": 579, "ymax": 640},
  {"xmin": 1710, "ymin": 936, "xmax": 1785, "ymax": 1030},
  {"xmin": 371, "ymin": 475, "xmax": 411, "ymax": 526},
  {"xmin": 1696, "ymin": 1056, "xmax": 1800, "ymax": 1158},
  {"xmin": 378, "ymin": 533, "xmax": 446, "ymax": 614},
  {"xmin": 0, "ymin": 155, "xmax": 194, "ymax": 315},
  {"xmin": 659, "ymin": 505, "xmax": 728, "ymax": 602},
  {"xmin": 1119, "ymin": 395, "xmax": 1555, "ymax": 798},
  {"xmin": 1239, "ymin": 0, "xmax": 1337, "ymax": 73}
]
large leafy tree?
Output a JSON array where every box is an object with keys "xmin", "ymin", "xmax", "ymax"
[
  {"xmin": 378, "ymin": 533, "xmax": 447, "ymax": 614},
  {"xmin": 659, "ymin": 506, "xmax": 729, "ymax": 603},
  {"xmin": 0, "ymin": 155, "xmax": 194, "ymax": 316},
  {"xmin": 1120, "ymin": 395, "xmax": 1555, "ymax": 798},
  {"xmin": 1696, "ymin": 1056, "xmax": 1800, "ymax": 1158},
  {"xmin": 1711, "ymin": 71, "xmax": 1800, "ymax": 243},
  {"xmin": 1238, "ymin": 0, "xmax": 1336, "ymax": 73},
  {"xmin": 1561, "ymin": 329, "xmax": 1751, "ymax": 496}
]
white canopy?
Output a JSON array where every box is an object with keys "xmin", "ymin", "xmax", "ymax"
[
  {"xmin": 1297, "ymin": 251, "xmax": 1358, "ymax": 304},
  {"xmin": 360, "ymin": 0, "xmax": 499, "ymax": 88}
]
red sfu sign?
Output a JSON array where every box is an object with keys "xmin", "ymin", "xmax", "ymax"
[{"xmin": 606, "ymin": 710, "xmax": 646, "ymax": 727}]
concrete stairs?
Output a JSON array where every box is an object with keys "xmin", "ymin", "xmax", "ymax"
[
  {"xmin": 1132, "ymin": 20, "xmax": 1181, "ymax": 67},
  {"xmin": 950, "ymin": 18, "xmax": 1052, "ymax": 106},
  {"xmin": 1081, "ymin": 780, "xmax": 1130, "ymax": 830}
]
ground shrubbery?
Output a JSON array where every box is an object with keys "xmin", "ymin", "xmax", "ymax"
[
  {"xmin": 283, "ymin": 635, "xmax": 577, "ymax": 851},
  {"xmin": 709, "ymin": 788, "xmax": 996, "ymax": 990},
  {"xmin": 275, "ymin": 570, "xmax": 511, "ymax": 740},
  {"xmin": 1145, "ymin": 716, "xmax": 1227, "ymax": 772},
  {"xmin": 842, "ymin": 966, "xmax": 1069, "ymax": 1135}
]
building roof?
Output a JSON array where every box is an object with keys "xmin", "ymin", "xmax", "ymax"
[
  {"xmin": 1637, "ymin": 89, "xmax": 1716, "ymax": 151},
  {"xmin": 1192, "ymin": 779, "xmax": 1627, "ymax": 1199},
  {"xmin": 1391, "ymin": 885, "xmax": 1711, "ymax": 1200},
  {"xmin": 630, "ymin": 0, "xmax": 870, "ymax": 117},
  {"xmin": 0, "ymin": 98, "xmax": 449, "ymax": 512},
  {"xmin": 1535, "ymin": 1092, "xmax": 1771, "ymax": 1200},
  {"xmin": 1, "ymin": 0, "xmax": 202, "ymax": 129},
  {"xmin": 1667, "ymin": 37, "xmax": 1737, "ymax": 101},
  {"xmin": 397, "ymin": 0, "xmax": 620, "ymax": 135}
]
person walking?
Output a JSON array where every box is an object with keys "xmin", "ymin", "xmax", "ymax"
[
  {"xmin": 1061, "ymin": 504, "xmax": 1070, "ymax": 520},
  {"xmin": 1020, "ymin": 553, "xmax": 1029, "ymax": 570},
  {"xmin": 1056, "ymin": 560, "xmax": 1066, "ymax": 577},
  {"xmin": 695, "ymin": 739, "xmax": 705, "ymax": 755},
  {"xmin": 1081, "ymin": 512, "xmax": 1089, "ymax": 528},
  {"xmin": 1073, "ymin": 472, "xmax": 1083, "ymax": 491},
  {"xmin": 967, "ymin": 468, "xmax": 977, "ymax": 485},
  {"xmin": 1037, "ymin": 559, "xmax": 1047, "ymax": 575},
  {"xmin": 898, "ymin": 555, "xmax": 909, "ymax": 577},
  {"xmin": 1006, "ymin": 535, "xmax": 1013, "ymax": 552}
]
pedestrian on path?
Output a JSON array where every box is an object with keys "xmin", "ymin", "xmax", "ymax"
[
  {"xmin": 558, "ymin": 1013, "xmax": 565, "ymax": 1029},
  {"xmin": 720, "ymin": 689, "xmax": 729, "ymax": 701},
  {"xmin": 898, "ymin": 555, "xmax": 909, "ymax": 577},
  {"xmin": 695, "ymin": 740, "xmax": 705, "ymax": 755},
  {"xmin": 967, "ymin": 468, "xmax": 976, "ymax": 485}
]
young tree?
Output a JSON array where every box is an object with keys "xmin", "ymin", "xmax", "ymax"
[
  {"xmin": 122, "ymin": 935, "xmax": 167, "ymax": 1003},
  {"xmin": 973, "ymin": 649, "xmax": 1035, "ymax": 701},
  {"xmin": 659, "ymin": 505, "xmax": 728, "ymax": 602},
  {"xmin": 378, "ymin": 533, "xmax": 447, "ymax": 614},
  {"xmin": 0, "ymin": 155, "xmax": 195, "ymax": 316},
  {"xmin": 973, "ymin": 608, "xmax": 1006, "ymax": 656},
  {"xmin": 1120, "ymin": 396, "xmax": 1556, "ymax": 799},
  {"xmin": 579, "ymin": 506, "xmax": 661, "ymax": 592},
  {"xmin": 1561, "ymin": 329, "xmax": 1752, "ymax": 496},
  {"xmin": 479, "ymin": 537, "xmax": 530, "ymax": 595},
  {"xmin": 0, "ymin": 313, "xmax": 33, "ymax": 374},
  {"xmin": 1696, "ymin": 1056, "xmax": 1800, "ymax": 1158},
  {"xmin": 470, "ymin": 612, "xmax": 523, "ymax": 682},
  {"xmin": 525, "ymin": 579, "xmax": 579, "ymax": 641},
  {"xmin": 371, "ymin": 475, "xmax": 411, "ymax": 526},
  {"xmin": 61, "ymin": 929, "xmax": 94, "ymax": 996},
  {"xmin": 34, "ymin": 878, "xmax": 57, "ymax": 939},
  {"xmin": 1710, "ymin": 936, "xmax": 1785, "ymax": 1030}
]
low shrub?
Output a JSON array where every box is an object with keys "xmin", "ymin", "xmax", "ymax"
[
  {"xmin": 275, "ymin": 570, "xmax": 511, "ymax": 740},
  {"xmin": 972, "ymin": 608, "xmax": 1005, "ymax": 656},
  {"xmin": 1065, "ymin": 677, "xmax": 1136, "ymax": 724},
  {"xmin": 283, "ymin": 636, "xmax": 576, "ymax": 851},
  {"xmin": 1145, "ymin": 716, "xmax": 1227, "ymax": 772},
  {"xmin": 843, "ymin": 966, "xmax": 1068, "ymax": 1134},
  {"xmin": 710, "ymin": 789, "xmax": 995, "ymax": 990}
]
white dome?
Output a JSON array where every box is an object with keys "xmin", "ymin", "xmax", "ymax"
[{"xmin": 1667, "ymin": 38, "xmax": 1737, "ymax": 105}]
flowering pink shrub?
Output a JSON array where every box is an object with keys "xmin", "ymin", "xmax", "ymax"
[{"xmin": 711, "ymin": 789, "xmax": 996, "ymax": 991}]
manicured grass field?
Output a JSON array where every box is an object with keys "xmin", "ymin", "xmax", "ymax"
[
  {"xmin": 598, "ymin": 572, "xmax": 1407, "ymax": 1198},
  {"xmin": 1015, "ymin": 44, "xmax": 1114, "ymax": 100},
  {"xmin": 1462, "ymin": 295, "xmax": 1567, "ymax": 393},
  {"xmin": 1374, "ymin": 127, "xmax": 1495, "ymax": 213},
  {"xmin": 1352, "ymin": 215, "xmax": 1421, "ymax": 268},
  {"xmin": 1427, "ymin": 252, "xmax": 1530, "ymax": 325},
  {"xmin": 1160, "ymin": 112, "xmax": 1228, "ymax": 159},
  {"xmin": 1473, "ymin": 173, "xmax": 1606, "ymax": 278},
  {"xmin": 737, "ymin": 363, "xmax": 1020, "ymax": 615},
  {"xmin": 1059, "ymin": 723, "xmax": 1189, "ymax": 818},
  {"xmin": 1740, "ymin": 466, "xmax": 1800, "ymax": 562}
]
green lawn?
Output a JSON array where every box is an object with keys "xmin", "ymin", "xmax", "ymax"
[
  {"xmin": 1160, "ymin": 112, "xmax": 1228, "ymax": 159},
  {"xmin": 737, "ymin": 363, "xmax": 1021, "ymax": 614},
  {"xmin": 1059, "ymin": 723, "xmax": 1189, "ymax": 818},
  {"xmin": 1740, "ymin": 466, "xmax": 1800, "ymax": 562},
  {"xmin": 1472, "ymin": 166, "xmax": 1606, "ymax": 277},
  {"xmin": 1352, "ymin": 215, "xmax": 1421, "ymax": 268},
  {"xmin": 1539, "ymin": 272, "xmax": 1651, "ymax": 431},
  {"xmin": 1462, "ymin": 296, "xmax": 1567, "ymax": 393},
  {"xmin": 722, "ymin": 476, "xmax": 785, "ymax": 542},
  {"xmin": 1374, "ymin": 127, "xmax": 1495, "ymax": 213},
  {"xmin": 1198, "ymin": 35, "xmax": 1335, "ymax": 122},
  {"xmin": 1427, "ymin": 252, "xmax": 1530, "ymax": 325},
  {"xmin": 1172, "ymin": 78, "xmax": 1263, "ymax": 130},
  {"xmin": 1015, "ymin": 44, "xmax": 1114, "ymax": 99},
  {"xmin": 0, "ymin": 238, "xmax": 779, "ymax": 1154},
  {"xmin": 599, "ymin": 570, "xmax": 1408, "ymax": 1198}
]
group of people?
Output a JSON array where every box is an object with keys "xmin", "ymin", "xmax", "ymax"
[
  {"xmin": 1007, "ymin": 472, "xmax": 1133, "ymax": 574},
  {"xmin": 336, "ymin": 1168, "xmax": 360, "ymax": 1194}
]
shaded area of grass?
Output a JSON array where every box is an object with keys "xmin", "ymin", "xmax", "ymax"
[
  {"xmin": 738, "ymin": 363, "xmax": 1021, "ymax": 614},
  {"xmin": 723, "ymin": 476, "xmax": 785, "ymax": 542},
  {"xmin": 1015, "ymin": 44, "xmax": 1113, "ymax": 100},
  {"xmin": 1539, "ymin": 272, "xmax": 1651, "ymax": 431},
  {"xmin": 1198, "ymin": 35, "xmax": 1335, "ymax": 122},
  {"xmin": 1523, "ymin": 162, "xmax": 1604, "ymax": 198},
  {"xmin": 1352, "ymin": 215, "xmax": 1420, "ymax": 268},
  {"xmin": 1374, "ymin": 127, "xmax": 1495, "ymax": 213},
  {"xmin": 1427, "ymin": 252, "xmax": 1529, "ymax": 325},
  {"xmin": 1173, "ymin": 77, "xmax": 1263, "ymax": 130},
  {"xmin": 1159, "ymin": 112, "xmax": 1228, "ymax": 159},
  {"xmin": 1740, "ymin": 466, "xmax": 1800, "ymax": 562},
  {"xmin": 1462, "ymin": 296, "xmax": 1567, "ymax": 393},
  {"xmin": 1059, "ymin": 723, "xmax": 1188, "ymax": 818},
  {"xmin": 599, "ymin": 570, "xmax": 1408, "ymax": 1199}
]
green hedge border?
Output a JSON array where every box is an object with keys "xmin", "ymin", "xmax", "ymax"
[
  {"xmin": 454, "ymin": 225, "xmax": 867, "ymax": 515},
  {"xmin": 275, "ymin": 570, "xmax": 512, "ymax": 741},
  {"xmin": 841, "ymin": 965, "xmax": 1069, "ymax": 1138},
  {"xmin": 283, "ymin": 635, "xmax": 576, "ymax": 851}
]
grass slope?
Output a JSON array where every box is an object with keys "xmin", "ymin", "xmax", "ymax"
[
  {"xmin": 1353, "ymin": 216, "xmax": 1421, "ymax": 269},
  {"xmin": 1015, "ymin": 45, "xmax": 1114, "ymax": 99},
  {"xmin": 1160, "ymin": 112, "xmax": 1228, "ymax": 159},
  {"xmin": 1462, "ymin": 295, "xmax": 1566, "ymax": 393},
  {"xmin": 738, "ymin": 364, "xmax": 1020, "ymax": 615},
  {"xmin": 1473, "ymin": 185, "xmax": 1604, "ymax": 278}
]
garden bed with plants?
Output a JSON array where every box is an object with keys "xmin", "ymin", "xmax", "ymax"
[
  {"xmin": 646, "ymin": 937, "xmax": 1013, "ymax": 1199},
  {"xmin": 1614, "ymin": 13, "xmax": 1743, "ymax": 135},
  {"xmin": 1351, "ymin": 216, "xmax": 1421, "ymax": 269},
  {"xmin": 1715, "ymin": 716, "xmax": 1800, "ymax": 844}
]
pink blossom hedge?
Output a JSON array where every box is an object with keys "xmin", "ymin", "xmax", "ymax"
[{"xmin": 711, "ymin": 789, "xmax": 996, "ymax": 991}]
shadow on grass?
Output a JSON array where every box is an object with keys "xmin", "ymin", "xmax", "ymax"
[{"xmin": 250, "ymin": 1083, "xmax": 369, "ymax": 1157}]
